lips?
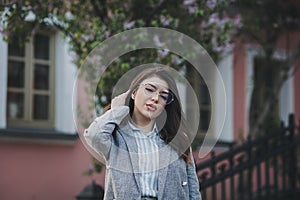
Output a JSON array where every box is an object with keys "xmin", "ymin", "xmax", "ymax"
[{"xmin": 146, "ymin": 103, "xmax": 156, "ymax": 111}]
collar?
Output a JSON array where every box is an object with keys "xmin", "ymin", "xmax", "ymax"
[{"xmin": 127, "ymin": 120, "xmax": 158, "ymax": 139}]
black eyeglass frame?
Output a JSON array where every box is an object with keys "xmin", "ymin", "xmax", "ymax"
[{"xmin": 139, "ymin": 83, "xmax": 174, "ymax": 105}]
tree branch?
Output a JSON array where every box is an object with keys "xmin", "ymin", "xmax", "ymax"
[
  {"xmin": 249, "ymin": 74, "xmax": 284, "ymax": 137},
  {"xmin": 144, "ymin": 0, "xmax": 168, "ymax": 26},
  {"xmin": 290, "ymin": 63, "xmax": 300, "ymax": 78},
  {"xmin": 89, "ymin": 0, "xmax": 107, "ymax": 24}
]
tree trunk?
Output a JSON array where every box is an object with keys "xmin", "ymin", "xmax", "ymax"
[{"xmin": 249, "ymin": 57, "xmax": 282, "ymax": 138}]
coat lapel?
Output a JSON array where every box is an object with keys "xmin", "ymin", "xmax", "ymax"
[
  {"xmin": 118, "ymin": 125, "xmax": 141, "ymax": 193},
  {"xmin": 157, "ymin": 139, "xmax": 172, "ymax": 200}
]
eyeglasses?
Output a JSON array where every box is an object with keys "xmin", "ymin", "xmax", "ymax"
[{"xmin": 140, "ymin": 83, "xmax": 174, "ymax": 105}]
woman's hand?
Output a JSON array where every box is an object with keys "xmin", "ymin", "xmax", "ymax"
[{"xmin": 111, "ymin": 90, "xmax": 130, "ymax": 108}]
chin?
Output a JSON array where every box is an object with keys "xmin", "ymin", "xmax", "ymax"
[
  {"xmin": 144, "ymin": 113, "xmax": 157, "ymax": 120},
  {"xmin": 142, "ymin": 110, "xmax": 158, "ymax": 120}
]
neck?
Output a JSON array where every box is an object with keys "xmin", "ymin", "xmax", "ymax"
[{"xmin": 131, "ymin": 115, "xmax": 155, "ymax": 133}]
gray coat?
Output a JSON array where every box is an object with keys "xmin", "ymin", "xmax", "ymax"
[{"xmin": 84, "ymin": 106, "xmax": 201, "ymax": 200}]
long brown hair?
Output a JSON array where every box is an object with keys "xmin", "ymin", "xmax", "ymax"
[{"xmin": 124, "ymin": 66, "xmax": 193, "ymax": 164}]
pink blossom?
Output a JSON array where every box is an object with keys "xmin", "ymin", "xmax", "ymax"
[
  {"xmin": 184, "ymin": 0, "xmax": 196, "ymax": 6},
  {"xmin": 188, "ymin": 6, "xmax": 198, "ymax": 14},
  {"xmin": 171, "ymin": 55, "xmax": 182, "ymax": 65},
  {"xmin": 124, "ymin": 21, "xmax": 135, "ymax": 29},
  {"xmin": 157, "ymin": 49, "xmax": 169, "ymax": 58},
  {"xmin": 208, "ymin": 13, "xmax": 219, "ymax": 25},
  {"xmin": 206, "ymin": 0, "xmax": 217, "ymax": 9},
  {"xmin": 153, "ymin": 35, "xmax": 165, "ymax": 47},
  {"xmin": 65, "ymin": 11, "xmax": 74, "ymax": 20},
  {"xmin": 160, "ymin": 15, "xmax": 170, "ymax": 26},
  {"xmin": 105, "ymin": 31, "xmax": 111, "ymax": 39}
]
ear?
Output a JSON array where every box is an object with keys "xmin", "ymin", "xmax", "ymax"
[{"xmin": 131, "ymin": 91, "xmax": 136, "ymax": 100}]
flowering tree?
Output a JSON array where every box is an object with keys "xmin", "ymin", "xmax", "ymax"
[{"xmin": 1, "ymin": 0, "xmax": 239, "ymax": 106}]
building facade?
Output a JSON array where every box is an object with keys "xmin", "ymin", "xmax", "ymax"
[{"xmin": 0, "ymin": 29, "xmax": 299, "ymax": 199}]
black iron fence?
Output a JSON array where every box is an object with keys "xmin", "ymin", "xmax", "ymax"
[{"xmin": 196, "ymin": 114, "xmax": 299, "ymax": 200}]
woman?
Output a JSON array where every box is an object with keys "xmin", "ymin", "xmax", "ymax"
[{"xmin": 84, "ymin": 66, "xmax": 201, "ymax": 200}]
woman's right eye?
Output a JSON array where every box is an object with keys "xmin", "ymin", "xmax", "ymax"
[{"xmin": 145, "ymin": 87, "xmax": 155, "ymax": 93}]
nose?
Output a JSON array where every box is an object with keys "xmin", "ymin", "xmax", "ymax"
[{"xmin": 151, "ymin": 92, "xmax": 160, "ymax": 103}]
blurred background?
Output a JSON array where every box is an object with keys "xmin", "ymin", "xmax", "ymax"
[{"xmin": 0, "ymin": 0, "xmax": 299, "ymax": 199}]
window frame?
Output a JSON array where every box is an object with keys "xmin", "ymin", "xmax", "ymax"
[{"xmin": 7, "ymin": 31, "xmax": 55, "ymax": 129}]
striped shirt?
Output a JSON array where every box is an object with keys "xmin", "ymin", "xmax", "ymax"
[{"xmin": 127, "ymin": 121, "xmax": 159, "ymax": 197}]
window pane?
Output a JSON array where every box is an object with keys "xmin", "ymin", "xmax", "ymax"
[
  {"xmin": 33, "ymin": 95, "xmax": 49, "ymax": 120},
  {"xmin": 34, "ymin": 64, "xmax": 49, "ymax": 90},
  {"xmin": 7, "ymin": 92, "xmax": 24, "ymax": 119},
  {"xmin": 34, "ymin": 34, "xmax": 49, "ymax": 60},
  {"xmin": 8, "ymin": 39, "xmax": 25, "ymax": 57},
  {"xmin": 200, "ymin": 109, "xmax": 210, "ymax": 131},
  {"xmin": 8, "ymin": 61, "xmax": 25, "ymax": 88}
]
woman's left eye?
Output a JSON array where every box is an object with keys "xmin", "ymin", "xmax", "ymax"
[{"xmin": 160, "ymin": 95, "xmax": 168, "ymax": 101}]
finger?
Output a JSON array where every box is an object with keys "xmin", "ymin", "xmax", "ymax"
[
  {"xmin": 122, "ymin": 90, "xmax": 130, "ymax": 97},
  {"xmin": 120, "ymin": 90, "xmax": 130, "ymax": 98}
]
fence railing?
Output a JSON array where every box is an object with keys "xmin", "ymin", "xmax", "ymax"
[{"xmin": 196, "ymin": 114, "xmax": 299, "ymax": 200}]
